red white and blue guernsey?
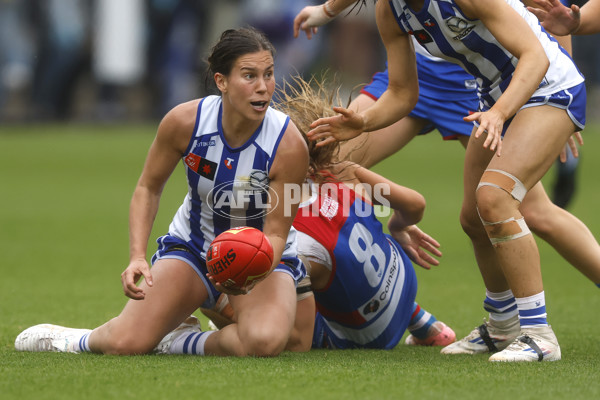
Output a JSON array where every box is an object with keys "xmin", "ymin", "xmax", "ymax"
[
  {"xmin": 389, "ymin": 0, "xmax": 585, "ymax": 128},
  {"xmin": 293, "ymin": 180, "xmax": 418, "ymax": 349},
  {"xmin": 153, "ymin": 96, "xmax": 304, "ymax": 307}
]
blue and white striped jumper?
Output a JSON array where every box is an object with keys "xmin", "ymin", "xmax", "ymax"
[{"xmin": 389, "ymin": 0, "xmax": 585, "ymax": 127}]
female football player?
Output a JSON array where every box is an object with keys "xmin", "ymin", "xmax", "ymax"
[
  {"xmin": 296, "ymin": 0, "xmax": 589, "ymax": 362},
  {"xmin": 15, "ymin": 27, "xmax": 310, "ymax": 357}
]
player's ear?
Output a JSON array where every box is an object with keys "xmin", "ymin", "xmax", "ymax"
[{"xmin": 215, "ymin": 73, "xmax": 227, "ymax": 93}]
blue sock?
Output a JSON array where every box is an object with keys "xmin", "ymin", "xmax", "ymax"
[
  {"xmin": 596, "ymin": 283, "xmax": 600, "ymax": 289},
  {"xmin": 516, "ymin": 291, "xmax": 548, "ymax": 328},
  {"xmin": 169, "ymin": 331, "xmax": 214, "ymax": 355},
  {"xmin": 483, "ymin": 289, "xmax": 518, "ymax": 322},
  {"xmin": 408, "ymin": 303, "xmax": 437, "ymax": 339}
]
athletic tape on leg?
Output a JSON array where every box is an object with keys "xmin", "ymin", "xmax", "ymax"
[
  {"xmin": 477, "ymin": 169, "xmax": 527, "ymax": 202},
  {"xmin": 482, "ymin": 216, "xmax": 531, "ymax": 245}
]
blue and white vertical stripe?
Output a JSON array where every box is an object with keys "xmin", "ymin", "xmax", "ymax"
[
  {"xmin": 388, "ymin": 0, "xmax": 584, "ymax": 109},
  {"xmin": 167, "ymin": 95, "xmax": 294, "ymax": 260}
]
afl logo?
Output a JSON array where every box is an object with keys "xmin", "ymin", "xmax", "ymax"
[
  {"xmin": 207, "ymin": 173, "xmax": 277, "ymax": 221},
  {"xmin": 445, "ymin": 17, "xmax": 474, "ymax": 40}
]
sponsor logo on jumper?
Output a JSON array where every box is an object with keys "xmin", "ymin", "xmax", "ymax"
[
  {"xmin": 412, "ymin": 29, "xmax": 433, "ymax": 45},
  {"xmin": 225, "ymin": 157, "xmax": 234, "ymax": 170},
  {"xmin": 184, "ymin": 153, "xmax": 217, "ymax": 180},
  {"xmin": 446, "ymin": 17, "xmax": 474, "ymax": 40},
  {"xmin": 362, "ymin": 299, "xmax": 381, "ymax": 315},
  {"xmin": 197, "ymin": 140, "xmax": 216, "ymax": 148}
]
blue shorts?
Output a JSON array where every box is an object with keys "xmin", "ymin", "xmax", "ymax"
[
  {"xmin": 152, "ymin": 234, "xmax": 307, "ymax": 309},
  {"xmin": 360, "ymin": 66, "xmax": 478, "ymax": 140},
  {"xmin": 477, "ymin": 82, "xmax": 587, "ymax": 135}
]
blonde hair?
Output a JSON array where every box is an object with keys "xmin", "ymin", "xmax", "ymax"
[{"xmin": 273, "ymin": 75, "xmax": 344, "ymax": 183}]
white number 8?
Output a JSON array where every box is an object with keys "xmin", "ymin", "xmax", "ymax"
[{"xmin": 349, "ymin": 223, "xmax": 386, "ymax": 287}]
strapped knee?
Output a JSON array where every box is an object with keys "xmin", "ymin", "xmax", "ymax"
[
  {"xmin": 477, "ymin": 169, "xmax": 527, "ymax": 202},
  {"xmin": 476, "ymin": 169, "xmax": 531, "ymax": 245},
  {"xmin": 481, "ymin": 216, "xmax": 531, "ymax": 245}
]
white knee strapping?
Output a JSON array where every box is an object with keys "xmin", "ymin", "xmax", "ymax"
[
  {"xmin": 477, "ymin": 169, "xmax": 527, "ymax": 202},
  {"xmin": 481, "ymin": 216, "xmax": 531, "ymax": 245}
]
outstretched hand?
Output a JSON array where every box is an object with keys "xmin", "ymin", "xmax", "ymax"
[
  {"xmin": 121, "ymin": 258, "xmax": 153, "ymax": 300},
  {"xmin": 389, "ymin": 225, "xmax": 442, "ymax": 270},
  {"xmin": 306, "ymin": 106, "xmax": 366, "ymax": 147},
  {"xmin": 463, "ymin": 109, "xmax": 506, "ymax": 156},
  {"xmin": 527, "ymin": 0, "xmax": 581, "ymax": 36},
  {"xmin": 559, "ymin": 131, "xmax": 583, "ymax": 162},
  {"xmin": 293, "ymin": 5, "xmax": 334, "ymax": 39}
]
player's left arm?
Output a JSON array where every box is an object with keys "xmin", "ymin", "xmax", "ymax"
[
  {"xmin": 306, "ymin": 1, "xmax": 418, "ymax": 146},
  {"xmin": 264, "ymin": 121, "xmax": 309, "ymax": 269},
  {"xmin": 351, "ymin": 164, "xmax": 425, "ymax": 227},
  {"xmin": 458, "ymin": 0, "xmax": 549, "ymax": 155},
  {"xmin": 575, "ymin": 0, "xmax": 600, "ymax": 35}
]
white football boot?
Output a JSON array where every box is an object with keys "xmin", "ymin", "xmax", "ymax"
[
  {"xmin": 153, "ymin": 315, "xmax": 202, "ymax": 354},
  {"xmin": 488, "ymin": 325, "xmax": 561, "ymax": 362},
  {"xmin": 15, "ymin": 324, "xmax": 91, "ymax": 353},
  {"xmin": 441, "ymin": 316, "xmax": 519, "ymax": 355}
]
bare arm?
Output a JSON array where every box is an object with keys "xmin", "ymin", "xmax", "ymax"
[
  {"xmin": 348, "ymin": 164, "xmax": 441, "ymax": 269},
  {"xmin": 293, "ymin": 0, "xmax": 361, "ymax": 39},
  {"xmin": 306, "ymin": 1, "xmax": 418, "ymax": 146},
  {"xmin": 458, "ymin": 0, "xmax": 549, "ymax": 156},
  {"xmin": 527, "ymin": 0, "xmax": 600, "ymax": 35},
  {"xmin": 352, "ymin": 165, "xmax": 425, "ymax": 226},
  {"xmin": 263, "ymin": 122, "xmax": 310, "ymax": 271},
  {"xmin": 576, "ymin": 0, "xmax": 600, "ymax": 34},
  {"xmin": 122, "ymin": 100, "xmax": 197, "ymax": 299}
]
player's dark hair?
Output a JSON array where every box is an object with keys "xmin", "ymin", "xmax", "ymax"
[{"xmin": 204, "ymin": 26, "xmax": 276, "ymax": 92}]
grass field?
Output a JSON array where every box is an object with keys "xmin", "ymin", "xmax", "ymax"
[{"xmin": 1, "ymin": 123, "xmax": 599, "ymax": 400}]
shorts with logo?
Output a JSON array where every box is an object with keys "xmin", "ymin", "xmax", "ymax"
[
  {"xmin": 360, "ymin": 53, "xmax": 479, "ymax": 140},
  {"xmin": 479, "ymin": 82, "xmax": 586, "ymax": 135},
  {"xmin": 152, "ymin": 234, "xmax": 307, "ymax": 309}
]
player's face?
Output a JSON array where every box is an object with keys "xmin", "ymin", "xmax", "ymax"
[{"xmin": 219, "ymin": 50, "xmax": 275, "ymax": 123}]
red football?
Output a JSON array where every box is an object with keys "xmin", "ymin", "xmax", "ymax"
[{"xmin": 206, "ymin": 227, "xmax": 274, "ymax": 290}]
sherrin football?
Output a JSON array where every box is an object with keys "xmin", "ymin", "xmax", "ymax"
[{"xmin": 206, "ymin": 227, "xmax": 274, "ymax": 290}]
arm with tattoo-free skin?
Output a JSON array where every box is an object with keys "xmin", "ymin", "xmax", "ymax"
[{"xmin": 528, "ymin": 0, "xmax": 600, "ymax": 35}]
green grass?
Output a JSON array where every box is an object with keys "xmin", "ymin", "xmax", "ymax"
[{"xmin": 1, "ymin": 123, "xmax": 599, "ymax": 400}]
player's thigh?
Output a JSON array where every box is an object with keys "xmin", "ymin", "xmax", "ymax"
[
  {"xmin": 229, "ymin": 270, "xmax": 297, "ymax": 342},
  {"xmin": 109, "ymin": 258, "xmax": 209, "ymax": 345},
  {"xmin": 488, "ymin": 105, "xmax": 575, "ymax": 189},
  {"xmin": 340, "ymin": 95, "xmax": 425, "ymax": 167},
  {"xmin": 462, "ymin": 125, "xmax": 494, "ymax": 210},
  {"xmin": 286, "ymin": 295, "xmax": 315, "ymax": 352}
]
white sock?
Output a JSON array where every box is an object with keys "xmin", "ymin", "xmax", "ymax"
[
  {"xmin": 484, "ymin": 289, "xmax": 518, "ymax": 322},
  {"xmin": 516, "ymin": 291, "xmax": 548, "ymax": 328},
  {"xmin": 169, "ymin": 331, "xmax": 215, "ymax": 355}
]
